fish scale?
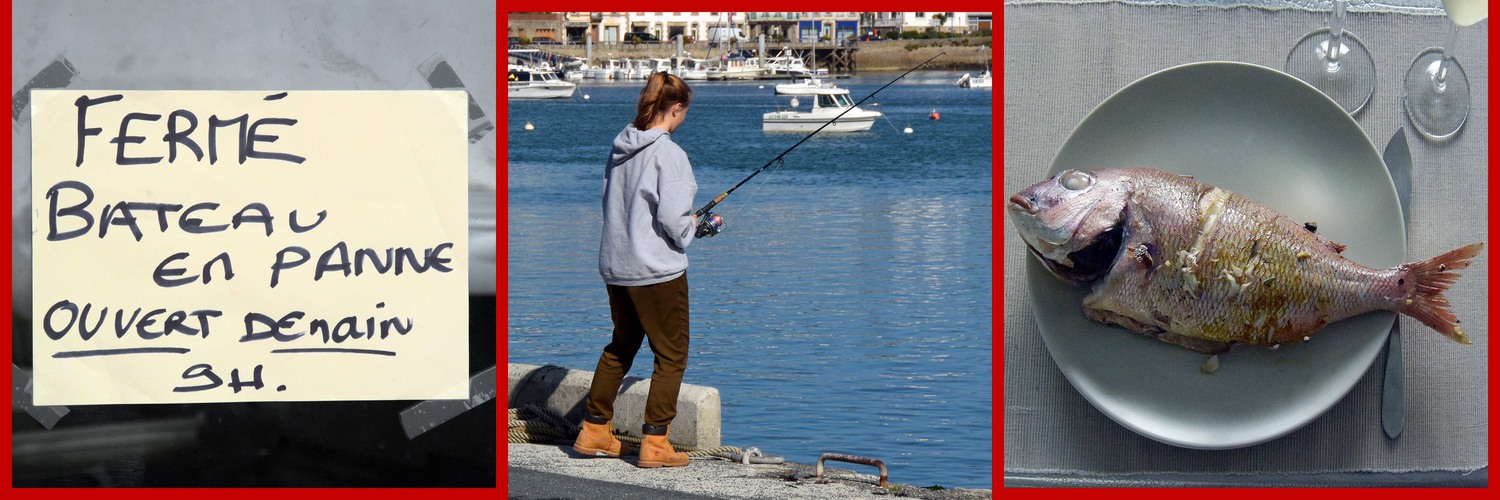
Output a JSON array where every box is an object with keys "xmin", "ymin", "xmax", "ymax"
[{"xmin": 1009, "ymin": 168, "xmax": 1481, "ymax": 353}]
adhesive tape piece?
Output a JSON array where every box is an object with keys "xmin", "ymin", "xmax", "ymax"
[
  {"xmin": 13, "ymin": 364, "xmax": 70, "ymax": 429},
  {"xmin": 399, "ymin": 365, "xmax": 497, "ymax": 439},
  {"xmin": 417, "ymin": 53, "xmax": 494, "ymax": 143},
  {"xmin": 13, "ymin": 56, "xmax": 77, "ymax": 122}
]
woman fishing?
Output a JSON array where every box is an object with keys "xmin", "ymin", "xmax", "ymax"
[{"xmin": 573, "ymin": 71, "xmax": 722, "ymax": 468}]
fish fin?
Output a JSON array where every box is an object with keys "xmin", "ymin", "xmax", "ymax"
[
  {"xmin": 1311, "ymin": 232, "xmax": 1346, "ymax": 254},
  {"xmin": 1397, "ymin": 243, "xmax": 1483, "ymax": 344},
  {"xmin": 1155, "ymin": 332, "xmax": 1231, "ymax": 354},
  {"xmin": 1086, "ymin": 306, "xmax": 1230, "ymax": 353}
]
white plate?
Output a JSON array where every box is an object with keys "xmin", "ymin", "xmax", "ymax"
[{"xmin": 1029, "ymin": 62, "xmax": 1404, "ymax": 449}]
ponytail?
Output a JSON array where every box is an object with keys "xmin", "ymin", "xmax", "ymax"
[{"xmin": 632, "ymin": 72, "xmax": 693, "ymax": 131}]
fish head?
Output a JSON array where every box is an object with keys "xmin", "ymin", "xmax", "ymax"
[{"xmin": 1007, "ymin": 169, "xmax": 1129, "ymax": 284}]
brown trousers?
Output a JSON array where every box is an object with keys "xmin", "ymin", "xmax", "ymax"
[{"xmin": 586, "ymin": 273, "xmax": 689, "ymax": 427}]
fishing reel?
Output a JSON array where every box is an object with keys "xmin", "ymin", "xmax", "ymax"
[{"xmin": 695, "ymin": 213, "xmax": 725, "ymax": 238}]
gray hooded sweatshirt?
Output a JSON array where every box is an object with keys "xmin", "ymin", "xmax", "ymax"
[{"xmin": 598, "ymin": 124, "xmax": 698, "ymax": 286}]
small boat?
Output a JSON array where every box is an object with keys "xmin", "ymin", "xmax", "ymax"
[
  {"xmin": 956, "ymin": 69, "xmax": 992, "ymax": 89},
  {"xmin": 647, "ymin": 57, "xmax": 674, "ymax": 76},
  {"xmin": 507, "ymin": 64, "xmax": 576, "ymax": 99},
  {"xmin": 670, "ymin": 56, "xmax": 710, "ymax": 80},
  {"xmin": 763, "ymin": 87, "xmax": 881, "ymax": 132},
  {"xmin": 765, "ymin": 49, "xmax": 816, "ymax": 78},
  {"xmin": 619, "ymin": 58, "xmax": 653, "ymax": 79},
  {"xmin": 612, "ymin": 58, "xmax": 632, "ymax": 80},
  {"xmin": 706, "ymin": 53, "xmax": 766, "ymax": 80},
  {"xmin": 559, "ymin": 57, "xmax": 588, "ymax": 82},
  {"xmin": 588, "ymin": 59, "xmax": 621, "ymax": 80},
  {"xmin": 957, "ymin": 47, "xmax": 993, "ymax": 89},
  {"xmin": 774, "ymin": 77, "xmax": 837, "ymax": 95}
]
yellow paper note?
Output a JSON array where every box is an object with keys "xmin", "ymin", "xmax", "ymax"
[{"xmin": 30, "ymin": 90, "xmax": 469, "ymax": 405}]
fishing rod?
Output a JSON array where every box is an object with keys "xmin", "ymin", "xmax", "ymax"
[{"xmin": 694, "ymin": 52, "xmax": 946, "ymax": 237}]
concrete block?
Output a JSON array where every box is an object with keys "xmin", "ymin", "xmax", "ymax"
[{"xmin": 508, "ymin": 363, "xmax": 720, "ymax": 449}]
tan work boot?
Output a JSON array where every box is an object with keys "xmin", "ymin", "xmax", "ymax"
[
  {"xmin": 637, "ymin": 424, "xmax": 689, "ymax": 468},
  {"xmin": 572, "ymin": 415, "xmax": 625, "ymax": 457}
]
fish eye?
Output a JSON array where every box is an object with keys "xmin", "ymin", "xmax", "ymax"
[{"xmin": 1059, "ymin": 170, "xmax": 1093, "ymax": 191}]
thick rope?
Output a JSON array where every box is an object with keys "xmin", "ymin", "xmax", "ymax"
[{"xmin": 508, "ymin": 405, "xmax": 743, "ymax": 459}]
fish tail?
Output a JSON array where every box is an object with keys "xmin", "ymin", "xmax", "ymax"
[{"xmin": 1396, "ymin": 243, "xmax": 1483, "ymax": 344}]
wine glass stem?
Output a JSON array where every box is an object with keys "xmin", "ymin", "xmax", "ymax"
[
  {"xmin": 1434, "ymin": 22, "xmax": 1459, "ymax": 93},
  {"xmin": 1325, "ymin": 0, "xmax": 1348, "ymax": 73}
]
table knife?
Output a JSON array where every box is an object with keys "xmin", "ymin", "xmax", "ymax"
[{"xmin": 1381, "ymin": 127, "xmax": 1411, "ymax": 439}]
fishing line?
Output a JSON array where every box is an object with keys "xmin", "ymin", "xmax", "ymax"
[
  {"xmin": 694, "ymin": 52, "xmax": 946, "ymax": 228},
  {"xmin": 725, "ymin": 158, "xmax": 787, "ymax": 225}
]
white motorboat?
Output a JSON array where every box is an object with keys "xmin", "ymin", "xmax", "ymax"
[
  {"xmin": 507, "ymin": 64, "xmax": 576, "ymax": 99},
  {"xmin": 670, "ymin": 56, "xmax": 710, "ymax": 80},
  {"xmin": 956, "ymin": 70, "xmax": 992, "ymax": 89},
  {"xmin": 957, "ymin": 47, "xmax": 993, "ymax": 89},
  {"xmin": 647, "ymin": 57, "xmax": 673, "ymax": 76},
  {"xmin": 764, "ymin": 50, "xmax": 814, "ymax": 77},
  {"xmin": 706, "ymin": 54, "xmax": 766, "ymax": 80},
  {"xmin": 762, "ymin": 87, "xmax": 881, "ymax": 132},
  {"xmin": 774, "ymin": 77, "xmax": 837, "ymax": 95},
  {"xmin": 560, "ymin": 57, "xmax": 588, "ymax": 81},
  {"xmin": 621, "ymin": 58, "xmax": 653, "ymax": 79},
  {"xmin": 588, "ymin": 59, "xmax": 621, "ymax": 80}
]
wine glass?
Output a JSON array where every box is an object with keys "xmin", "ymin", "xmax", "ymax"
[
  {"xmin": 1286, "ymin": 0, "xmax": 1376, "ymax": 115},
  {"xmin": 1403, "ymin": 0, "xmax": 1487, "ymax": 140}
]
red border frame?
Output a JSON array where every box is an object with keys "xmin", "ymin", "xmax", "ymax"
[
  {"xmin": 2, "ymin": 1, "xmax": 503, "ymax": 494},
  {"xmin": 499, "ymin": 3, "xmax": 994, "ymax": 493}
]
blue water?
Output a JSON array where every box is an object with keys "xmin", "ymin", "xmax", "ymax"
[{"xmin": 507, "ymin": 72, "xmax": 992, "ymax": 489}]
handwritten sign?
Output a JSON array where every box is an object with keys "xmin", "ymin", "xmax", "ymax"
[{"xmin": 30, "ymin": 91, "xmax": 469, "ymax": 404}]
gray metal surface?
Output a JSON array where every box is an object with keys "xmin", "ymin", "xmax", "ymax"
[
  {"xmin": 1006, "ymin": 467, "xmax": 1487, "ymax": 487},
  {"xmin": 1380, "ymin": 127, "xmax": 1412, "ymax": 440}
]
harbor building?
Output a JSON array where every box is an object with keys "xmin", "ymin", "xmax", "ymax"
[
  {"xmin": 741, "ymin": 12, "xmax": 860, "ymax": 43},
  {"xmin": 860, "ymin": 12, "xmax": 971, "ymax": 37},
  {"xmin": 966, "ymin": 12, "xmax": 992, "ymax": 33},
  {"xmin": 576, "ymin": 12, "xmax": 749, "ymax": 44},
  {"xmin": 508, "ymin": 12, "xmax": 562, "ymax": 42},
  {"xmin": 508, "ymin": 12, "xmax": 987, "ymax": 46}
]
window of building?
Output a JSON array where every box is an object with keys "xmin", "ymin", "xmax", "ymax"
[{"xmin": 916, "ymin": 12, "xmax": 926, "ymax": 18}]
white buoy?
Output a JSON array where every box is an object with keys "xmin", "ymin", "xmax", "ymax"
[
  {"xmin": 789, "ymin": 98, "xmax": 800, "ymax": 108},
  {"xmin": 758, "ymin": 85, "xmax": 764, "ymax": 89},
  {"xmin": 584, "ymin": 94, "xmax": 591, "ymax": 100},
  {"xmin": 903, "ymin": 125, "xmax": 913, "ymax": 134},
  {"xmin": 524, "ymin": 122, "xmax": 535, "ymax": 131}
]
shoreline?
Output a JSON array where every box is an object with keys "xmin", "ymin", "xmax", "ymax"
[{"xmin": 509, "ymin": 38, "xmax": 993, "ymax": 72}]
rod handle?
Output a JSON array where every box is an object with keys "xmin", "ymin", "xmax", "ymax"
[{"xmin": 695, "ymin": 192, "xmax": 728, "ymax": 216}]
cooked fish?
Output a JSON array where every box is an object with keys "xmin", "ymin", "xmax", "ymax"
[{"xmin": 1008, "ymin": 168, "xmax": 1481, "ymax": 353}]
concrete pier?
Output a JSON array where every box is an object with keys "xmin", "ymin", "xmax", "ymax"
[
  {"xmin": 508, "ymin": 442, "xmax": 992, "ymax": 499},
  {"xmin": 508, "ymin": 363, "xmax": 721, "ymax": 448},
  {"xmin": 506, "ymin": 364, "xmax": 993, "ymax": 498}
]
